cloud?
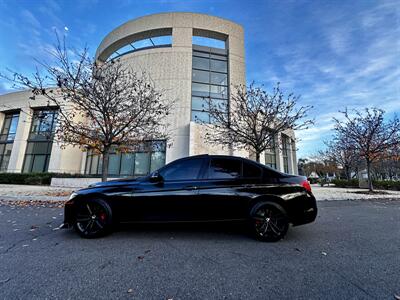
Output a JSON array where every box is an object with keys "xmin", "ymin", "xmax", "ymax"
[
  {"xmin": 0, "ymin": 81, "xmax": 14, "ymax": 94},
  {"xmin": 249, "ymin": 1, "xmax": 400, "ymax": 158},
  {"xmin": 20, "ymin": 9, "xmax": 41, "ymax": 28}
]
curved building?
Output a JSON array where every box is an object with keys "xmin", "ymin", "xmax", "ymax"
[{"xmin": 0, "ymin": 13, "xmax": 297, "ymax": 179}]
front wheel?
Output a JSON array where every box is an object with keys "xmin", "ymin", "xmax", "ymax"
[
  {"xmin": 250, "ymin": 204, "xmax": 289, "ymax": 242},
  {"xmin": 73, "ymin": 199, "xmax": 113, "ymax": 238}
]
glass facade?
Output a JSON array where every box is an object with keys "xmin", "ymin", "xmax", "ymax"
[
  {"xmin": 23, "ymin": 109, "xmax": 58, "ymax": 173},
  {"xmin": 264, "ymin": 135, "xmax": 277, "ymax": 169},
  {"xmin": 282, "ymin": 134, "xmax": 291, "ymax": 173},
  {"xmin": 0, "ymin": 112, "xmax": 19, "ymax": 171},
  {"xmin": 85, "ymin": 140, "xmax": 166, "ymax": 177},
  {"xmin": 191, "ymin": 45, "xmax": 229, "ymax": 123}
]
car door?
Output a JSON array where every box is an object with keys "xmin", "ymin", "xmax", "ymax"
[
  {"xmin": 195, "ymin": 157, "xmax": 244, "ymax": 220},
  {"xmin": 126, "ymin": 156, "xmax": 207, "ymax": 222}
]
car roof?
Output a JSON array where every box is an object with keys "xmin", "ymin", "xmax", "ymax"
[
  {"xmin": 184, "ymin": 154, "xmax": 266, "ymax": 167},
  {"xmin": 159, "ymin": 154, "xmax": 283, "ymax": 176}
]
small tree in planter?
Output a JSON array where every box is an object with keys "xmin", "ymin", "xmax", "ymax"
[
  {"xmin": 333, "ymin": 108, "xmax": 400, "ymax": 191},
  {"xmin": 1, "ymin": 37, "xmax": 172, "ymax": 181},
  {"xmin": 198, "ymin": 83, "xmax": 313, "ymax": 163}
]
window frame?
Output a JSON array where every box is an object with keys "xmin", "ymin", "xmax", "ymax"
[
  {"xmin": 191, "ymin": 47, "xmax": 229, "ymax": 124},
  {"xmin": 22, "ymin": 108, "xmax": 58, "ymax": 173},
  {"xmin": 282, "ymin": 134, "xmax": 291, "ymax": 173},
  {"xmin": 0, "ymin": 111, "xmax": 20, "ymax": 172},
  {"xmin": 84, "ymin": 140, "xmax": 167, "ymax": 177}
]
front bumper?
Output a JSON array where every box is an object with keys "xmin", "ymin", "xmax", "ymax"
[
  {"xmin": 60, "ymin": 222, "xmax": 72, "ymax": 229},
  {"xmin": 61, "ymin": 200, "xmax": 76, "ymax": 229}
]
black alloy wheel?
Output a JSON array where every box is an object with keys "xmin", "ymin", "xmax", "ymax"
[
  {"xmin": 74, "ymin": 199, "xmax": 112, "ymax": 238},
  {"xmin": 251, "ymin": 204, "xmax": 289, "ymax": 242}
]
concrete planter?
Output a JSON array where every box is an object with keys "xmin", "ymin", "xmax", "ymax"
[{"xmin": 51, "ymin": 177, "xmax": 118, "ymax": 188}]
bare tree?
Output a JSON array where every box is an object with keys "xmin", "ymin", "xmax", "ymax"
[
  {"xmin": 372, "ymin": 145, "xmax": 400, "ymax": 180},
  {"xmin": 199, "ymin": 83, "xmax": 313, "ymax": 162},
  {"xmin": 333, "ymin": 108, "xmax": 400, "ymax": 191},
  {"xmin": 1, "ymin": 37, "xmax": 171, "ymax": 181},
  {"xmin": 322, "ymin": 134, "xmax": 359, "ymax": 180}
]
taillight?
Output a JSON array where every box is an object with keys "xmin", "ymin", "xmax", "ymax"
[{"xmin": 302, "ymin": 180, "xmax": 312, "ymax": 193}]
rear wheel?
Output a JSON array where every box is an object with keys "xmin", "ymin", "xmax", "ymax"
[
  {"xmin": 74, "ymin": 199, "xmax": 112, "ymax": 238},
  {"xmin": 250, "ymin": 204, "xmax": 289, "ymax": 242}
]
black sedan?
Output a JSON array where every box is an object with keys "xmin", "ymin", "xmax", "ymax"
[{"xmin": 62, "ymin": 154, "xmax": 317, "ymax": 242}]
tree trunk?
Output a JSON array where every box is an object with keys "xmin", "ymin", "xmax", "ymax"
[
  {"xmin": 345, "ymin": 165, "xmax": 351, "ymax": 181},
  {"xmin": 101, "ymin": 147, "xmax": 110, "ymax": 182},
  {"xmin": 255, "ymin": 152, "xmax": 260, "ymax": 163},
  {"xmin": 366, "ymin": 158, "xmax": 373, "ymax": 192}
]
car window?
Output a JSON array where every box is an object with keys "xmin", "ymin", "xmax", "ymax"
[
  {"xmin": 262, "ymin": 168, "xmax": 281, "ymax": 182},
  {"xmin": 208, "ymin": 158, "xmax": 241, "ymax": 179},
  {"xmin": 242, "ymin": 161, "xmax": 262, "ymax": 178},
  {"xmin": 159, "ymin": 158, "xmax": 204, "ymax": 181}
]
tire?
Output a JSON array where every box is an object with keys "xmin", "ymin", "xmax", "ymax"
[
  {"xmin": 249, "ymin": 203, "xmax": 289, "ymax": 242},
  {"xmin": 73, "ymin": 198, "xmax": 113, "ymax": 238}
]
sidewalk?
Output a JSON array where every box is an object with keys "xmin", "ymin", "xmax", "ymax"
[
  {"xmin": 311, "ymin": 184, "xmax": 400, "ymax": 200},
  {"xmin": 0, "ymin": 184, "xmax": 74, "ymax": 202}
]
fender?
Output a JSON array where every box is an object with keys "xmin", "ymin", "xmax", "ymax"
[{"xmin": 248, "ymin": 197, "xmax": 288, "ymax": 219}]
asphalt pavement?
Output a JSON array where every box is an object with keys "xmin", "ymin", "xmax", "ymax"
[{"xmin": 0, "ymin": 199, "xmax": 399, "ymax": 299}]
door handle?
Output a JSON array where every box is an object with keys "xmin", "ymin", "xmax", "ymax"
[{"xmin": 184, "ymin": 186, "xmax": 197, "ymax": 190}]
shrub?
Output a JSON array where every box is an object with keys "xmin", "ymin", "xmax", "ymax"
[
  {"xmin": 0, "ymin": 172, "xmax": 93, "ymax": 185},
  {"xmin": 331, "ymin": 179, "xmax": 359, "ymax": 188},
  {"xmin": 373, "ymin": 180, "xmax": 400, "ymax": 191},
  {"xmin": 331, "ymin": 178, "xmax": 400, "ymax": 190},
  {"xmin": 307, "ymin": 177, "xmax": 319, "ymax": 184}
]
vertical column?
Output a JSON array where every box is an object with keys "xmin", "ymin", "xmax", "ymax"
[
  {"xmin": 47, "ymin": 141, "xmax": 62, "ymax": 172},
  {"xmin": 276, "ymin": 133, "xmax": 284, "ymax": 172},
  {"xmin": 272, "ymin": 134, "xmax": 278, "ymax": 170},
  {"xmin": 80, "ymin": 151, "xmax": 87, "ymax": 174},
  {"xmin": 166, "ymin": 25, "xmax": 193, "ymax": 163},
  {"xmin": 287, "ymin": 140, "xmax": 293, "ymax": 174},
  {"xmin": 0, "ymin": 113, "xmax": 4, "ymax": 131},
  {"xmin": 7, "ymin": 108, "xmax": 32, "ymax": 172},
  {"xmin": 291, "ymin": 139, "xmax": 298, "ymax": 175}
]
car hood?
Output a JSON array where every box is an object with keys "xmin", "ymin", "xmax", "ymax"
[{"xmin": 87, "ymin": 177, "xmax": 143, "ymax": 188}]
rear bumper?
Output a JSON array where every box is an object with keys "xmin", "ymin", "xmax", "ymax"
[{"xmin": 291, "ymin": 194, "xmax": 318, "ymax": 226}]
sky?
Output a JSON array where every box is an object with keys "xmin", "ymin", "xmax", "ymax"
[{"xmin": 0, "ymin": 0, "xmax": 399, "ymax": 158}]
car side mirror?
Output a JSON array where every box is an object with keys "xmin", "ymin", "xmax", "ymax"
[{"xmin": 149, "ymin": 171, "xmax": 163, "ymax": 183}]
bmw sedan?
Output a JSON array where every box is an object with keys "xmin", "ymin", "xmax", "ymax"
[{"xmin": 62, "ymin": 154, "xmax": 317, "ymax": 242}]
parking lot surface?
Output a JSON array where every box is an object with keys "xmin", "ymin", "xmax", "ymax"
[{"xmin": 1, "ymin": 199, "xmax": 399, "ymax": 299}]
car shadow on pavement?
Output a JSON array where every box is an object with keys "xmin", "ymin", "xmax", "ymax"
[
  {"xmin": 60, "ymin": 221, "xmax": 316, "ymax": 243},
  {"xmin": 113, "ymin": 221, "xmax": 252, "ymax": 240}
]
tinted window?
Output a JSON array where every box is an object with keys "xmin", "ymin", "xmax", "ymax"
[
  {"xmin": 208, "ymin": 158, "xmax": 241, "ymax": 179},
  {"xmin": 159, "ymin": 158, "xmax": 204, "ymax": 181},
  {"xmin": 243, "ymin": 161, "xmax": 262, "ymax": 178}
]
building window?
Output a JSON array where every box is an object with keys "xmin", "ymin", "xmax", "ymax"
[
  {"xmin": 22, "ymin": 109, "xmax": 58, "ymax": 173},
  {"xmin": 107, "ymin": 34, "xmax": 173, "ymax": 62},
  {"xmin": 192, "ymin": 36, "xmax": 226, "ymax": 49},
  {"xmin": 0, "ymin": 112, "xmax": 19, "ymax": 171},
  {"xmin": 264, "ymin": 135, "xmax": 277, "ymax": 170},
  {"xmin": 85, "ymin": 140, "xmax": 166, "ymax": 177},
  {"xmin": 282, "ymin": 134, "xmax": 291, "ymax": 173},
  {"xmin": 191, "ymin": 45, "xmax": 229, "ymax": 123}
]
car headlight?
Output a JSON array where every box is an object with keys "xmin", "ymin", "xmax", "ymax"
[{"xmin": 69, "ymin": 192, "xmax": 78, "ymax": 200}]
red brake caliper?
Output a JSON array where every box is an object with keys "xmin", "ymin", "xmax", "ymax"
[{"xmin": 99, "ymin": 213, "xmax": 106, "ymax": 221}]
